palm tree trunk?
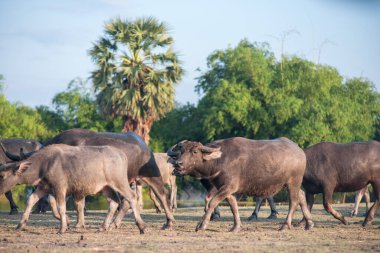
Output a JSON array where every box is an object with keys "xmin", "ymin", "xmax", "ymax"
[{"xmin": 122, "ymin": 115, "xmax": 154, "ymax": 144}]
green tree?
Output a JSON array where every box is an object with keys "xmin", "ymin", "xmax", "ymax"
[
  {"xmin": 89, "ymin": 17, "xmax": 184, "ymax": 143},
  {"xmin": 52, "ymin": 78, "xmax": 120, "ymax": 132},
  {"xmin": 150, "ymin": 103, "xmax": 205, "ymax": 151},
  {"xmin": 0, "ymin": 97, "xmax": 53, "ymax": 140},
  {"xmin": 194, "ymin": 40, "xmax": 380, "ymax": 147}
]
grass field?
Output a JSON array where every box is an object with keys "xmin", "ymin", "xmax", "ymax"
[{"xmin": 0, "ymin": 203, "xmax": 379, "ymax": 252}]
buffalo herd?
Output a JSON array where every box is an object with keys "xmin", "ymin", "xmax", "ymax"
[{"xmin": 0, "ymin": 129, "xmax": 378, "ymax": 233}]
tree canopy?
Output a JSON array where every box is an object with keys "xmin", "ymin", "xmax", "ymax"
[
  {"xmin": 89, "ymin": 17, "xmax": 184, "ymax": 143},
  {"xmin": 151, "ymin": 39, "xmax": 380, "ymax": 148}
]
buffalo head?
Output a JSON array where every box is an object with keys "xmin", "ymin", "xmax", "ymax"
[
  {"xmin": 167, "ymin": 141, "xmax": 222, "ymax": 177},
  {"xmin": 0, "ymin": 139, "xmax": 42, "ymax": 162}
]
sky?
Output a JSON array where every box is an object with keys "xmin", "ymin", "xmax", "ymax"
[{"xmin": 0, "ymin": 0, "xmax": 379, "ymax": 108}]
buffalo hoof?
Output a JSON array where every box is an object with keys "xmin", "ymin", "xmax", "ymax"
[
  {"xmin": 74, "ymin": 223, "xmax": 87, "ymax": 229},
  {"xmin": 229, "ymin": 226, "xmax": 241, "ymax": 233},
  {"xmin": 195, "ymin": 222, "xmax": 205, "ymax": 232},
  {"xmin": 139, "ymin": 228, "xmax": 145, "ymax": 234},
  {"xmin": 162, "ymin": 223, "xmax": 173, "ymax": 230},
  {"xmin": 247, "ymin": 214, "xmax": 258, "ymax": 221},
  {"xmin": 98, "ymin": 225, "xmax": 112, "ymax": 232},
  {"xmin": 267, "ymin": 213, "xmax": 278, "ymax": 220},
  {"xmin": 362, "ymin": 220, "xmax": 371, "ymax": 227},
  {"xmin": 305, "ymin": 221, "xmax": 314, "ymax": 230},
  {"xmin": 16, "ymin": 223, "xmax": 26, "ymax": 230},
  {"xmin": 57, "ymin": 229, "xmax": 68, "ymax": 234},
  {"xmin": 342, "ymin": 219, "xmax": 349, "ymax": 225},
  {"xmin": 210, "ymin": 213, "xmax": 221, "ymax": 221},
  {"xmin": 350, "ymin": 211, "xmax": 357, "ymax": 217},
  {"xmin": 155, "ymin": 209, "xmax": 163, "ymax": 214},
  {"xmin": 9, "ymin": 209, "xmax": 18, "ymax": 215},
  {"xmin": 112, "ymin": 221, "xmax": 122, "ymax": 229},
  {"xmin": 279, "ymin": 223, "xmax": 291, "ymax": 231},
  {"xmin": 297, "ymin": 220, "xmax": 306, "ymax": 228}
]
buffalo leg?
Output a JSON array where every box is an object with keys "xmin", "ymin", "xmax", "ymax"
[
  {"xmin": 170, "ymin": 177, "xmax": 177, "ymax": 212},
  {"xmin": 196, "ymin": 186, "xmax": 231, "ymax": 232},
  {"xmin": 298, "ymin": 192, "xmax": 315, "ymax": 226},
  {"xmin": 5, "ymin": 191, "xmax": 18, "ymax": 215},
  {"xmin": 16, "ymin": 187, "xmax": 47, "ymax": 230},
  {"xmin": 74, "ymin": 197, "xmax": 86, "ymax": 228},
  {"xmin": 298, "ymin": 190, "xmax": 314, "ymax": 230},
  {"xmin": 267, "ymin": 196, "xmax": 278, "ymax": 219},
  {"xmin": 135, "ymin": 183, "xmax": 144, "ymax": 213},
  {"xmin": 56, "ymin": 191, "xmax": 68, "ymax": 234},
  {"xmin": 99, "ymin": 187, "xmax": 120, "ymax": 231},
  {"xmin": 143, "ymin": 177, "xmax": 175, "ymax": 229},
  {"xmin": 111, "ymin": 200, "xmax": 130, "ymax": 229},
  {"xmin": 322, "ymin": 187, "xmax": 348, "ymax": 225},
  {"xmin": 364, "ymin": 186, "xmax": 371, "ymax": 213},
  {"xmin": 149, "ymin": 188, "xmax": 163, "ymax": 213},
  {"xmin": 201, "ymin": 179, "xmax": 220, "ymax": 221},
  {"xmin": 351, "ymin": 187, "xmax": 367, "ymax": 217},
  {"xmin": 225, "ymin": 195, "xmax": 241, "ymax": 232},
  {"xmin": 49, "ymin": 195, "xmax": 70, "ymax": 225},
  {"xmin": 279, "ymin": 185, "xmax": 299, "ymax": 230},
  {"xmin": 248, "ymin": 197, "xmax": 264, "ymax": 221},
  {"xmin": 114, "ymin": 184, "xmax": 145, "ymax": 234},
  {"xmin": 363, "ymin": 181, "xmax": 379, "ymax": 226}
]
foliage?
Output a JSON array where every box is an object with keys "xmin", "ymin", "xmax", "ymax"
[
  {"xmin": 89, "ymin": 17, "xmax": 184, "ymax": 142},
  {"xmin": 51, "ymin": 78, "xmax": 120, "ymax": 132},
  {"xmin": 150, "ymin": 103, "xmax": 205, "ymax": 152},
  {"xmin": 0, "ymin": 95, "xmax": 54, "ymax": 140},
  {"xmin": 191, "ymin": 40, "xmax": 380, "ymax": 147}
]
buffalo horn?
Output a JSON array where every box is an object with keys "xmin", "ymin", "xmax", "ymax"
[
  {"xmin": 0, "ymin": 162, "xmax": 21, "ymax": 171},
  {"xmin": 201, "ymin": 145, "xmax": 221, "ymax": 153},
  {"xmin": 0, "ymin": 141, "xmax": 22, "ymax": 161},
  {"xmin": 167, "ymin": 147, "xmax": 179, "ymax": 157}
]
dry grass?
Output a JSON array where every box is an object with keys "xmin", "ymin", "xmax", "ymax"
[{"xmin": 0, "ymin": 204, "xmax": 379, "ymax": 252}]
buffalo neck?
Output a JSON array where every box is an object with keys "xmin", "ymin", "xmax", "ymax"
[{"xmin": 192, "ymin": 159, "xmax": 221, "ymax": 179}]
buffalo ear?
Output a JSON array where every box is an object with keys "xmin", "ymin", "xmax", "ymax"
[
  {"xmin": 202, "ymin": 150, "xmax": 222, "ymax": 161},
  {"xmin": 15, "ymin": 162, "xmax": 31, "ymax": 175}
]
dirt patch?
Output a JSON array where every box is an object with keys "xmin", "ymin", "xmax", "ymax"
[{"xmin": 0, "ymin": 204, "xmax": 379, "ymax": 252}]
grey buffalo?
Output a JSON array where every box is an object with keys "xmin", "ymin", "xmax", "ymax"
[
  {"xmin": 0, "ymin": 144, "xmax": 145, "ymax": 234},
  {"xmin": 168, "ymin": 137, "xmax": 313, "ymax": 232},
  {"xmin": 0, "ymin": 138, "xmax": 42, "ymax": 214},
  {"xmin": 136, "ymin": 153, "xmax": 177, "ymax": 213},
  {"xmin": 45, "ymin": 128, "xmax": 175, "ymax": 229},
  {"xmin": 302, "ymin": 141, "xmax": 380, "ymax": 226}
]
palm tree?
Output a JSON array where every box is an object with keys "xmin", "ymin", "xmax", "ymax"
[{"xmin": 89, "ymin": 17, "xmax": 183, "ymax": 143}]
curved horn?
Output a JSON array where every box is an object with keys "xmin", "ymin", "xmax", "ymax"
[
  {"xmin": 200, "ymin": 145, "xmax": 221, "ymax": 153},
  {"xmin": 0, "ymin": 162, "xmax": 21, "ymax": 171},
  {"xmin": 0, "ymin": 141, "xmax": 22, "ymax": 161},
  {"xmin": 167, "ymin": 146, "xmax": 179, "ymax": 157}
]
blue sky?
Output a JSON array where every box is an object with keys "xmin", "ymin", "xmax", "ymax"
[{"xmin": 0, "ymin": 0, "xmax": 379, "ymax": 107}]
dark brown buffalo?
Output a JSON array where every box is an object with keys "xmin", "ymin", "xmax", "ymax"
[
  {"xmin": 45, "ymin": 128, "xmax": 175, "ymax": 229},
  {"xmin": 302, "ymin": 141, "xmax": 380, "ymax": 226},
  {"xmin": 0, "ymin": 144, "xmax": 145, "ymax": 234},
  {"xmin": 0, "ymin": 138, "xmax": 42, "ymax": 214},
  {"xmin": 168, "ymin": 137, "xmax": 313, "ymax": 232}
]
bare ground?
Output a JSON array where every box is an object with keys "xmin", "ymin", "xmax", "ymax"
[{"xmin": 0, "ymin": 204, "xmax": 379, "ymax": 253}]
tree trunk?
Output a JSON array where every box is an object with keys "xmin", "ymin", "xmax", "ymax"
[{"xmin": 121, "ymin": 115, "xmax": 154, "ymax": 144}]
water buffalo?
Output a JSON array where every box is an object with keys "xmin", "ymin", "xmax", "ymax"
[
  {"xmin": 45, "ymin": 128, "xmax": 175, "ymax": 229},
  {"xmin": 136, "ymin": 153, "xmax": 177, "ymax": 213},
  {"xmin": 302, "ymin": 141, "xmax": 380, "ymax": 226},
  {"xmin": 167, "ymin": 137, "xmax": 313, "ymax": 232},
  {"xmin": 0, "ymin": 138, "xmax": 42, "ymax": 214},
  {"xmin": 0, "ymin": 144, "xmax": 145, "ymax": 234},
  {"xmin": 351, "ymin": 186, "xmax": 371, "ymax": 217}
]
